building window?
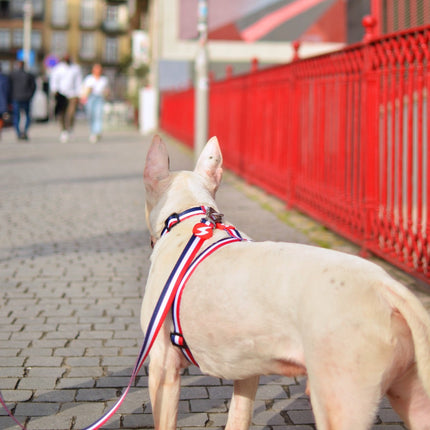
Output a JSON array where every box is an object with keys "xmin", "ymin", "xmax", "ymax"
[
  {"xmin": 31, "ymin": 30, "xmax": 42, "ymax": 51},
  {"xmin": 11, "ymin": 0, "xmax": 24, "ymax": 16},
  {"xmin": 80, "ymin": 33, "xmax": 96, "ymax": 60},
  {"xmin": 0, "ymin": 1, "xmax": 9, "ymax": 18},
  {"xmin": 0, "ymin": 29, "xmax": 10, "ymax": 49},
  {"xmin": 52, "ymin": 0, "xmax": 68, "ymax": 26},
  {"xmin": 81, "ymin": 0, "xmax": 97, "ymax": 27},
  {"xmin": 12, "ymin": 29, "xmax": 23, "ymax": 49},
  {"xmin": 104, "ymin": 37, "xmax": 118, "ymax": 63},
  {"xmin": 105, "ymin": 5, "xmax": 119, "ymax": 25},
  {"xmin": 51, "ymin": 31, "xmax": 67, "ymax": 57}
]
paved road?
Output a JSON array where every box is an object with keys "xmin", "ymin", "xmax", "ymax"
[{"xmin": 1, "ymin": 120, "xmax": 425, "ymax": 429}]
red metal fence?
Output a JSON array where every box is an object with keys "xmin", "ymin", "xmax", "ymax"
[{"xmin": 160, "ymin": 21, "xmax": 430, "ymax": 284}]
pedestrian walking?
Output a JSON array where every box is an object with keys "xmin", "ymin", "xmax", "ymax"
[
  {"xmin": 80, "ymin": 63, "xmax": 109, "ymax": 143},
  {"xmin": 10, "ymin": 60, "xmax": 36, "ymax": 141},
  {"xmin": 0, "ymin": 64, "xmax": 10, "ymax": 140},
  {"xmin": 49, "ymin": 54, "xmax": 83, "ymax": 143}
]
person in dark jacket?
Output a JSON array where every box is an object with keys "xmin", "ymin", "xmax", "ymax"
[
  {"xmin": 10, "ymin": 60, "xmax": 36, "ymax": 141},
  {"xmin": 0, "ymin": 64, "xmax": 10, "ymax": 139}
]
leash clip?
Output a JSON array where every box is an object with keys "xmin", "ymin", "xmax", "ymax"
[{"xmin": 205, "ymin": 207, "xmax": 224, "ymax": 226}]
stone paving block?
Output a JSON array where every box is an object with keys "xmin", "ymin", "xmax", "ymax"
[
  {"xmin": 96, "ymin": 376, "xmax": 137, "ymax": 388},
  {"xmin": 27, "ymin": 367, "xmax": 66, "ymax": 378},
  {"xmin": 85, "ymin": 347, "xmax": 119, "ymax": 356},
  {"xmin": 182, "ymin": 375, "xmax": 222, "ymax": 386},
  {"xmin": 123, "ymin": 412, "xmax": 154, "ymax": 428},
  {"xmin": 272, "ymin": 397, "xmax": 311, "ymax": 411},
  {"xmin": 0, "ymin": 416, "xmax": 31, "ymax": 430},
  {"xmin": 0, "ymin": 389, "xmax": 32, "ymax": 402},
  {"xmin": 66, "ymin": 356, "xmax": 100, "ymax": 367},
  {"xmin": 0, "ymin": 348, "xmax": 22, "ymax": 358},
  {"xmin": 15, "ymin": 401, "xmax": 60, "ymax": 417},
  {"xmin": 256, "ymin": 384, "xmax": 288, "ymax": 400},
  {"xmin": 0, "ymin": 367, "xmax": 24, "ymax": 377},
  {"xmin": 25, "ymin": 356, "xmax": 63, "ymax": 367},
  {"xmin": 378, "ymin": 407, "xmax": 403, "ymax": 423},
  {"xmin": 59, "ymin": 402, "xmax": 106, "ymax": 428},
  {"xmin": 0, "ymin": 377, "xmax": 18, "ymax": 389},
  {"xmin": 288, "ymin": 409, "xmax": 316, "ymax": 425},
  {"xmin": 207, "ymin": 386, "xmax": 233, "ymax": 400},
  {"xmin": 17, "ymin": 377, "xmax": 58, "ymax": 390},
  {"xmin": 75, "ymin": 388, "xmax": 117, "ymax": 401},
  {"xmin": 56, "ymin": 377, "xmax": 95, "ymax": 389},
  {"xmin": 207, "ymin": 412, "xmax": 229, "ymax": 427},
  {"xmin": 253, "ymin": 410, "xmax": 287, "ymax": 426},
  {"xmin": 180, "ymin": 386, "xmax": 209, "ymax": 400},
  {"xmin": 33, "ymin": 389, "xmax": 76, "ymax": 403},
  {"xmin": 0, "ymin": 357, "xmax": 25, "ymax": 366},
  {"xmin": 190, "ymin": 398, "xmax": 227, "ymax": 413},
  {"xmin": 177, "ymin": 412, "xmax": 209, "ymax": 427}
]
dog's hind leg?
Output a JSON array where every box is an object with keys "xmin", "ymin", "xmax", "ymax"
[
  {"xmin": 306, "ymin": 369, "xmax": 381, "ymax": 430},
  {"xmin": 225, "ymin": 376, "xmax": 259, "ymax": 430},
  {"xmin": 387, "ymin": 364, "xmax": 430, "ymax": 430}
]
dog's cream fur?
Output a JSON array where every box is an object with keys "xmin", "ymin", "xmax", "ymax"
[{"xmin": 141, "ymin": 135, "xmax": 430, "ymax": 430}]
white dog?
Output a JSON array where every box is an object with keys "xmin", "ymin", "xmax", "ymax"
[{"xmin": 141, "ymin": 135, "xmax": 430, "ymax": 430}]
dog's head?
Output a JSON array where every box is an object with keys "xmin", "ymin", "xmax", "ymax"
[{"xmin": 143, "ymin": 135, "xmax": 223, "ymax": 244}]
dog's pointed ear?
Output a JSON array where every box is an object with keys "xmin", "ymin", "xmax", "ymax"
[
  {"xmin": 194, "ymin": 136, "xmax": 223, "ymax": 192},
  {"xmin": 143, "ymin": 135, "xmax": 170, "ymax": 189}
]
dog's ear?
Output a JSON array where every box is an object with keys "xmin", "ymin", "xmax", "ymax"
[
  {"xmin": 194, "ymin": 136, "xmax": 223, "ymax": 192},
  {"xmin": 143, "ymin": 135, "xmax": 170, "ymax": 190}
]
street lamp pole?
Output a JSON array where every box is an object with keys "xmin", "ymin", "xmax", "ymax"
[
  {"xmin": 194, "ymin": 0, "xmax": 209, "ymax": 161},
  {"xmin": 23, "ymin": 0, "xmax": 33, "ymax": 70}
]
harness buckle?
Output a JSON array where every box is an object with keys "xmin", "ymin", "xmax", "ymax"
[{"xmin": 164, "ymin": 212, "xmax": 180, "ymax": 232}]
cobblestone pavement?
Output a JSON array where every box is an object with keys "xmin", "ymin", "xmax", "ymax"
[{"xmin": 1, "ymin": 120, "xmax": 427, "ymax": 430}]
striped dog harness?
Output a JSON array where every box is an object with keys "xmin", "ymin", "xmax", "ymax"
[{"xmin": 161, "ymin": 206, "xmax": 246, "ymax": 365}]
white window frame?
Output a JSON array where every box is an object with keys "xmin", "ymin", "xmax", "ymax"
[
  {"xmin": 52, "ymin": 0, "xmax": 68, "ymax": 26},
  {"xmin": 104, "ymin": 37, "xmax": 119, "ymax": 64},
  {"xmin": 51, "ymin": 31, "xmax": 68, "ymax": 57},
  {"xmin": 80, "ymin": 0, "xmax": 97, "ymax": 28},
  {"xmin": 80, "ymin": 32, "xmax": 96, "ymax": 60},
  {"xmin": 0, "ymin": 29, "xmax": 10, "ymax": 50},
  {"xmin": 12, "ymin": 29, "xmax": 23, "ymax": 48}
]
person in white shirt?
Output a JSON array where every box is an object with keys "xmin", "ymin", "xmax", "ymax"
[
  {"xmin": 80, "ymin": 63, "xmax": 109, "ymax": 143},
  {"xmin": 49, "ymin": 55, "xmax": 83, "ymax": 143}
]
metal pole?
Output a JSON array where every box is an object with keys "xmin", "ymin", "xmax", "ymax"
[
  {"xmin": 194, "ymin": 0, "xmax": 209, "ymax": 161},
  {"xmin": 23, "ymin": 0, "xmax": 32, "ymax": 70}
]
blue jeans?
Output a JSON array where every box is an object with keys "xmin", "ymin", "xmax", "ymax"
[
  {"xmin": 86, "ymin": 95, "xmax": 104, "ymax": 135},
  {"xmin": 12, "ymin": 100, "xmax": 31, "ymax": 137}
]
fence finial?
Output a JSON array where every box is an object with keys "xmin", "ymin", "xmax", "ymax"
[
  {"xmin": 292, "ymin": 40, "xmax": 301, "ymax": 61},
  {"xmin": 362, "ymin": 15, "xmax": 377, "ymax": 42}
]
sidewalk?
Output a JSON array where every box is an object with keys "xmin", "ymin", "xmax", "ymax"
[{"xmin": 1, "ymin": 120, "xmax": 423, "ymax": 429}]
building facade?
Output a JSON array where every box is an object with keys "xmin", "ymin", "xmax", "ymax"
[{"xmin": 0, "ymin": 0, "xmax": 143, "ymax": 99}]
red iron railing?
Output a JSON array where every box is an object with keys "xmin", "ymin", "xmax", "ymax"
[{"xmin": 159, "ymin": 20, "xmax": 430, "ymax": 284}]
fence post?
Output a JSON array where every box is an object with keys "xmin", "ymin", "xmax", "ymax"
[
  {"xmin": 360, "ymin": 16, "xmax": 378, "ymax": 257},
  {"xmin": 286, "ymin": 41, "xmax": 301, "ymax": 208},
  {"xmin": 225, "ymin": 65, "xmax": 233, "ymax": 79},
  {"xmin": 251, "ymin": 57, "xmax": 259, "ymax": 72}
]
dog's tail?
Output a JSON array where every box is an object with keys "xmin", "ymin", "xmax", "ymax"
[{"xmin": 382, "ymin": 279, "xmax": 430, "ymax": 397}]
